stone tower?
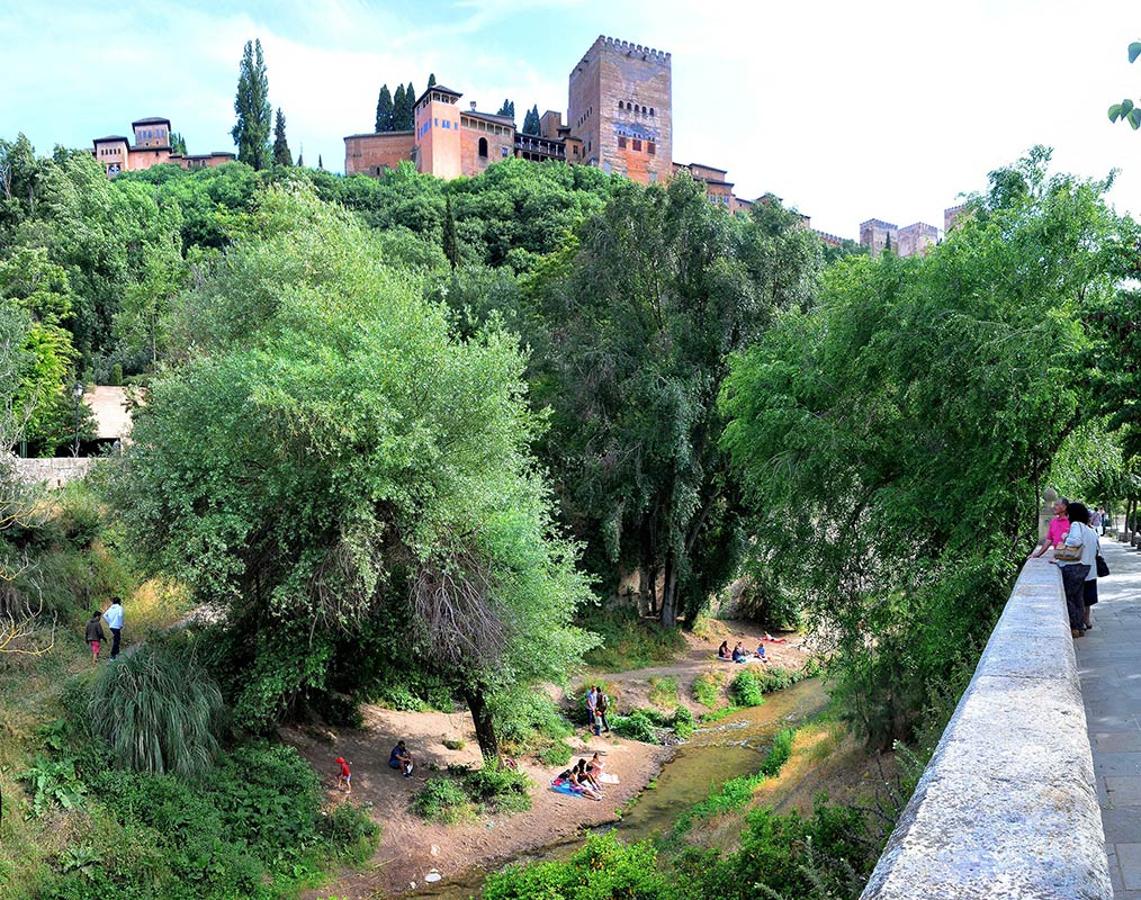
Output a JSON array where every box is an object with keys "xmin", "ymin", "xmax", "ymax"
[{"xmin": 568, "ymin": 36, "xmax": 672, "ymax": 185}]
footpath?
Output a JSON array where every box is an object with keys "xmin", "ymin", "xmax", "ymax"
[{"xmin": 1076, "ymin": 538, "xmax": 1141, "ymax": 898}]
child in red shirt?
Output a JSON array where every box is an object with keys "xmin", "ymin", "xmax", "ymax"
[{"xmin": 335, "ymin": 756, "xmax": 351, "ymax": 793}]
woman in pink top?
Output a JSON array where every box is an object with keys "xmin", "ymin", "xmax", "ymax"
[{"xmin": 1031, "ymin": 498, "xmax": 1070, "ymax": 558}]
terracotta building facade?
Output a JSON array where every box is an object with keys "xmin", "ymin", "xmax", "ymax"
[
  {"xmin": 343, "ymin": 35, "xmax": 748, "ymax": 210},
  {"xmin": 92, "ymin": 117, "xmax": 234, "ymax": 178}
]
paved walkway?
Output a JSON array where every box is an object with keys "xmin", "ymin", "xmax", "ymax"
[{"xmin": 1076, "ymin": 538, "xmax": 1141, "ymax": 898}]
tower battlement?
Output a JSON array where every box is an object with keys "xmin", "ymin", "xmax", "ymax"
[{"xmin": 592, "ymin": 35, "xmax": 671, "ymax": 62}]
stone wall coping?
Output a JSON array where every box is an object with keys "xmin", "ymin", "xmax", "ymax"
[{"xmin": 861, "ymin": 557, "xmax": 1111, "ymax": 899}]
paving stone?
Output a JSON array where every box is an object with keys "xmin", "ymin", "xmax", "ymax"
[
  {"xmin": 1103, "ymin": 807, "xmax": 1141, "ymax": 842},
  {"xmin": 1120, "ymin": 843, "xmax": 1141, "ymax": 890}
]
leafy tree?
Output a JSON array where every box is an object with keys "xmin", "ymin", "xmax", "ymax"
[
  {"xmin": 522, "ymin": 104, "xmax": 541, "ymax": 135},
  {"xmin": 720, "ymin": 148, "xmax": 1131, "ymax": 745},
  {"xmin": 113, "ymin": 188, "xmax": 594, "ymax": 757},
  {"xmin": 443, "ymin": 195, "xmax": 459, "ymax": 270},
  {"xmin": 231, "ymin": 39, "xmax": 272, "ymax": 169},
  {"xmin": 272, "ymin": 107, "xmax": 292, "ymax": 166},
  {"xmin": 497, "ymin": 100, "xmax": 516, "ymax": 120},
  {"xmin": 169, "ymin": 131, "xmax": 188, "ymax": 155},
  {"xmin": 375, "ymin": 83, "xmax": 394, "ymax": 132},
  {"xmin": 1107, "ymin": 41, "xmax": 1141, "ymax": 129},
  {"xmin": 527, "ymin": 175, "xmax": 821, "ymax": 627}
]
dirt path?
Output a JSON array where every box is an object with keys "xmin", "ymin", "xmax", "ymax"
[{"xmin": 297, "ymin": 620, "xmax": 810, "ymax": 898}]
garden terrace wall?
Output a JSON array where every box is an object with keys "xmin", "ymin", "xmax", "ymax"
[{"xmin": 861, "ymin": 557, "xmax": 1110, "ymax": 899}]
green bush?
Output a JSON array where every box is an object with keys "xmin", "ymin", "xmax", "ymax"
[
  {"xmin": 537, "ymin": 740, "xmax": 574, "ymax": 766},
  {"xmin": 729, "ymin": 670, "xmax": 765, "ymax": 707},
  {"xmin": 610, "ymin": 709, "xmax": 662, "ymax": 743},
  {"xmin": 460, "ymin": 762, "xmax": 533, "ymax": 814},
  {"xmin": 56, "ymin": 483, "xmax": 104, "ymax": 549},
  {"xmin": 692, "ymin": 672, "xmax": 721, "ymax": 708},
  {"xmin": 320, "ymin": 802, "xmax": 381, "ymax": 865},
  {"xmin": 759, "ymin": 728, "xmax": 795, "ymax": 777},
  {"xmin": 18, "ymin": 754, "xmax": 86, "ymax": 818},
  {"xmin": 671, "ymin": 705, "xmax": 696, "ymax": 740},
  {"xmin": 87, "ymin": 641, "xmax": 224, "ymax": 776},
  {"xmin": 485, "ymin": 832, "xmax": 675, "ymax": 900},
  {"xmin": 581, "ymin": 608, "xmax": 686, "ymax": 672},
  {"xmin": 492, "ymin": 689, "xmax": 573, "ymax": 757},
  {"xmin": 648, "ymin": 675, "xmax": 679, "ymax": 707},
  {"xmin": 412, "ymin": 777, "xmax": 474, "ymax": 824}
]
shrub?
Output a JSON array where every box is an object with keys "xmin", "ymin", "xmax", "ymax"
[
  {"xmin": 759, "ymin": 728, "xmax": 795, "ymax": 777},
  {"xmin": 692, "ymin": 672, "xmax": 721, "ymax": 707},
  {"xmin": 412, "ymin": 777, "xmax": 474, "ymax": 824},
  {"xmin": 671, "ymin": 705, "xmax": 696, "ymax": 741},
  {"xmin": 648, "ymin": 676, "xmax": 679, "ymax": 708},
  {"xmin": 56, "ymin": 484, "xmax": 104, "ymax": 550},
  {"xmin": 537, "ymin": 740, "xmax": 574, "ymax": 766},
  {"xmin": 461, "ymin": 762, "xmax": 533, "ymax": 814},
  {"xmin": 492, "ymin": 689, "xmax": 572, "ymax": 756},
  {"xmin": 18, "ymin": 754, "xmax": 86, "ymax": 817},
  {"xmin": 729, "ymin": 670, "xmax": 765, "ymax": 707},
  {"xmin": 581, "ymin": 608, "xmax": 686, "ymax": 672},
  {"xmin": 320, "ymin": 802, "xmax": 381, "ymax": 864},
  {"xmin": 610, "ymin": 709, "xmax": 662, "ymax": 743},
  {"xmin": 87, "ymin": 641, "xmax": 224, "ymax": 776}
]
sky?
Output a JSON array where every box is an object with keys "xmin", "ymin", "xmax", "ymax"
[{"xmin": 3, "ymin": 0, "xmax": 1141, "ymax": 238}]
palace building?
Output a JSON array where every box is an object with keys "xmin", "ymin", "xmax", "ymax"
[
  {"xmin": 344, "ymin": 36, "xmax": 752, "ymax": 210},
  {"xmin": 92, "ymin": 117, "xmax": 234, "ymax": 178}
]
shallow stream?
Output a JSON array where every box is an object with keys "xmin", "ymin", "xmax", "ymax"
[{"xmin": 413, "ymin": 677, "xmax": 829, "ymax": 898}]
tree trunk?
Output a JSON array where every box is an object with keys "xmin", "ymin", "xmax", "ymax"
[
  {"xmin": 659, "ymin": 554, "xmax": 678, "ymax": 628},
  {"xmin": 463, "ymin": 685, "xmax": 499, "ymax": 759}
]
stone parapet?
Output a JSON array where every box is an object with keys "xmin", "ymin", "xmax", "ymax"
[{"xmin": 861, "ymin": 557, "xmax": 1111, "ymax": 899}]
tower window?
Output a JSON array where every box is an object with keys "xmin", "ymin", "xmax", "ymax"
[
  {"xmin": 650, "ymin": 108, "xmax": 655, "ymax": 116},
  {"xmin": 641, "ymin": 106, "xmax": 647, "ymax": 115},
  {"xmin": 618, "ymin": 136, "xmax": 627, "ymax": 149},
  {"xmin": 647, "ymin": 141, "xmax": 655, "ymax": 155},
  {"xmin": 632, "ymin": 139, "xmax": 642, "ymax": 151},
  {"xmin": 478, "ymin": 137, "xmax": 488, "ymax": 158},
  {"xmin": 617, "ymin": 101, "xmax": 623, "ymax": 110}
]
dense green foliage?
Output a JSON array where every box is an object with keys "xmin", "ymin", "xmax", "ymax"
[
  {"xmin": 721, "ymin": 148, "xmax": 1133, "ymax": 745},
  {"xmin": 272, "ymin": 108, "xmax": 292, "ymax": 167},
  {"xmin": 1107, "ymin": 41, "xmax": 1141, "ymax": 128},
  {"xmin": 232, "ymin": 39, "xmax": 272, "ymax": 169},
  {"xmin": 412, "ymin": 762, "xmax": 532, "ymax": 822}
]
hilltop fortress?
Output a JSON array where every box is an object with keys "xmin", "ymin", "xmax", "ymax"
[{"xmin": 344, "ymin": 35, "xmax": 754, "ymax": 214}]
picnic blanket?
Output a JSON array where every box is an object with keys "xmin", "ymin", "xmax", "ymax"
[
  {"xmin": 599, "ymin": 773, "xmax": 620, "ymax": 785},
  {"xmin": 550, "ymin": 780, "xmax": 586, "ymax": 798}
]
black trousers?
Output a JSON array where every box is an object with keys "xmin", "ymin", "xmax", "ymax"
[
  {"xmin": 110, "ymin": 628, "xmax": 122, "ymax": 659},
  {"xmin": 1061, "ymin": 565, "xmax": 1090, "ymax": 630}
]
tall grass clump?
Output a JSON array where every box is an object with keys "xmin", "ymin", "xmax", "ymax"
[{"xmin": 87, "ymin": 642, "xmax": 224, "ymax": 776}]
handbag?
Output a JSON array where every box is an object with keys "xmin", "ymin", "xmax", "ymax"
[
  {"xmin": 1054, "ymin": 543, "xmax": 1082, "ymax": 562},
  {"xmin": 1096, "ymin": 553, "xmax": 1110, "ymax": 578}
]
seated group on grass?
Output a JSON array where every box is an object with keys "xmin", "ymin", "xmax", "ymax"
[
  {"xmin": 718, "ymin": 639, "xmax": 770, "ymax": 664},
  {"xmin": 551, "ymin": 754, "xmax": 607, "ymax": 801}
]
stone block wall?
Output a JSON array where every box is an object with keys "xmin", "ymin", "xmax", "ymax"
[
  {"xmin": 11, "ymin": 457, "xmax": 100, "ymax": 489},
  {"xmin": 861, "ymin": 557, "xmax": 1111, "ymax": 898}
]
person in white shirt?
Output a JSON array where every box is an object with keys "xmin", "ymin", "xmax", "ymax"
[
  {"xmin": 103, "ymin": 598, "xmax": 125, "ymax": 659},
  {"xmin": 1056, "ymin": 503, "xmax": 1099, "ymax": 638}
]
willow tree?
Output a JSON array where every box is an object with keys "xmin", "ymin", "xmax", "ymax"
[
  {"xmin": 113, "ymin": 187, "xmax": 593, "ymax": 757},
  {"xmin": 527, "ymin": 174, "xmax": 821, "ymax": 627},
  {"xmin": 720, "ymin": 148, "xmax": 1133, "ymax": 745}
]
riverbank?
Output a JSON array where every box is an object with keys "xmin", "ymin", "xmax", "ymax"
[{"xmin": 298, "ymin": 622, "xmax": 809, "ymax": 898}]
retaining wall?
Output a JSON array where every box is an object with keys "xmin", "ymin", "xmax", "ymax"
[
  {"xmin": 10, "ymin": 457, "xmax": 100, "ymax": 488},
  {"xmin": 861, "ymin": 557, "xmax": 1111, "ymax": 899}
]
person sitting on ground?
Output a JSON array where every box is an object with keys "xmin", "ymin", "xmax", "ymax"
[
  {"xmin": 732, "ymin": 642, "xmax": 748, "ymax": 663},
  {"xmin": 335, "ymin": 756, "xmax": 351, "ymax": 793},
  {"xmin": 571, "ymin": 763, "xmax": 603, "ymax": 800},
  {"xmin": 753, "ymin": 643, "xmax": 768, "ymax": 663},
  {"xmin": 389, "ymin": 740, "xmax": 414, "ymax": 777},
  {"xmin": 575, "ymin": 758, "xmax": 602, "ymax": 792},
  {"xmin": 587, "ymin": 752, "xmax": 605, "ymax": 777},
  {"xmin": 717, "ymin": 640, "xmax": 730, "ymax": 659},
  {"xmin": 761, "ymin": 632, "xmax": 787, "ymax": 644},
  {"xmin": 84, "ymin": 610, "xmax": 105, "ymax": 663}
]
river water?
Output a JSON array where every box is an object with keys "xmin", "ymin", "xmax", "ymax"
[{"xmin": 412, "ymin": 677, "xmax": 829, "ymax": 898}]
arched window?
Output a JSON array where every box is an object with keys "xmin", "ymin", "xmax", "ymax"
[
  {"xmin": 617, "ymin": 100, "xmax": 623, "ymax": 110},
  {"xmin": 641, "ymin": 106, "xmax": 646, "ymax": 115},
  {"xmin": 650, "ymin": 108, "xmax": 655, "ymax": 116},
  {"xmin": 478, "ymin": 137, "xmax": 488, "ymax": 158}
]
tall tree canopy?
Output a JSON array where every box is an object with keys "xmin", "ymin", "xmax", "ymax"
[
  {"xmin": 392, "ymin": 84, "xmax": 407, "ymax": 131},
  {"xmin": 113, "ymin": 188, "xmax": 594, "ymax": 756},
  {"xmin": 497, "ymin": 100, "xmax": 515, "ymax": 120},
  {"xmin": 231, "ymin": 39, "xmax": 272, "ymax": 170},
  {"xmin": 272, "ymin": 108, "xmax": 292, "ymax": 167},
  {"xmin": 526, "ymin": 174, "xmax": 821, "ymax": 627},
  {"xmin": 720, "ymin": 148, "xmax": 1133, "ymax": 745},
  {"xmin": 522, "ymin": 105, "xmax": 541, "ymax": 135}
]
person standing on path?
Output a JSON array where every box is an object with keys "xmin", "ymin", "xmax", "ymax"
[
  {"xmin": 595, "ymin": 685, "xmax": 611, "ymax": 734},
  {"xmin": 103, "ymin": 597, "xmax": 124, "ymax": 659},
  {"xmin": 1054, "ymin": 502, "xmax": 1099, "ymax": 638},
  {"xmin": 585, "ymin": 686, "xmax": 599, "ymax": 736},
  {"xmin": 84, "ymin": 610, "xmax": 105, "ymax": 663},
  {"xmin": 1032, "ymin": 498, "xmax": 1070, "ymax": 558}
]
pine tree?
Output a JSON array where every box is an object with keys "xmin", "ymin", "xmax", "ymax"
[
  {"xmin": 231, "ymin": 38, "xmax": 273, "ymax": 170},
  {"xmin": 375, "ymin": 84, "xmax": 394, "ymax": 132},
  {"xmin": 427, "ymin": 73, "xmax": 436, "ymax": 88},
  {"xmin": 317, "ymin": 154, "xmax": 323, "ymax": 170},
  {"xmin": 393, "ymin": 84, "xmax": 407, "ymax": 131},
  {"xmin": 497, "ymin": 99, "xmax": 515, "ymax": 120},
  {"xmin": 297, "ymin": 149, "xmax": 304, "ymax": 167},
  {"xmin": 272, "ymin": 108, "xmax": 292, "ymax": 166},
  {"xmin": 443, "ymin": 196, "xmax": 459, "ymax": 270},
  {"xmin": 522, "ymin": 104, "xmax": 540, "ymax": 135},
  {"xmin": 169, "ymin": 132, "xmax": 187, "ymax": 155}
]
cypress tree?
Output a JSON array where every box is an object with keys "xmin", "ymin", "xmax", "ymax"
[
  {"xmin": 231, "ymin": 38, "xmax": 272, "ymax": 170},
  {"xmin": 427, "ymin": 73, "xmax": 437, "ymax": 88},
  {"xmin": 403, "ymin": 81, "xmax": 416, "ymax": 129},
  {"xmin": 393, "ymin": 84, "xmax": 407, "ymax": 131},
  {"xmin": 318, "ymin": 154, "xmax": 323, "ymax": 170},
  {"xmin": 170, "ymin": 132, "xmax": 187, "ymax": 155},
  {"xmin": 297, "ymin": 145, "xmax": 304, "ymax": 167},
  {"xmin": 375, "ymin": 84, "xmax": 394, "ymax": 132},
  {"xmin": 272, "ymin": 108, "xmax": 292, "ymax": 166},
  {"xmin": 443, "ymin": 196, "xmax": 459, "ymax": 270},
  {"xmin": 497, "ymin": 99, "xmax": 515, "ymax": 120},
  {"xmin": 522, "ymin": 104, "xmax": 540, "ymax": 135}
]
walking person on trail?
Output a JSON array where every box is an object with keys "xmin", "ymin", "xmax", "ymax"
[
  {"xmin": 335, "ymin": 756, "xmax": 352, "ymax": 793},
  {"xmin": 103, "ymin": 597, "xmax": 124, "ymax": 660},
  {"xmin": 84, "ymin": 610, "xmax": 105, "ymax": 663},
  {"xmin": 585, "ymin": 686, "xmax": 600, "ymax": 736},
  {"xmin": 595, "ymin": 685, "xmax": 611, "ymax": 734}
]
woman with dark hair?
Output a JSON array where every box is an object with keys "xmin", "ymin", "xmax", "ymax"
[{"xmin": 1055, "ymin": 501, "xmax": 1099, "ymax": 638}]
